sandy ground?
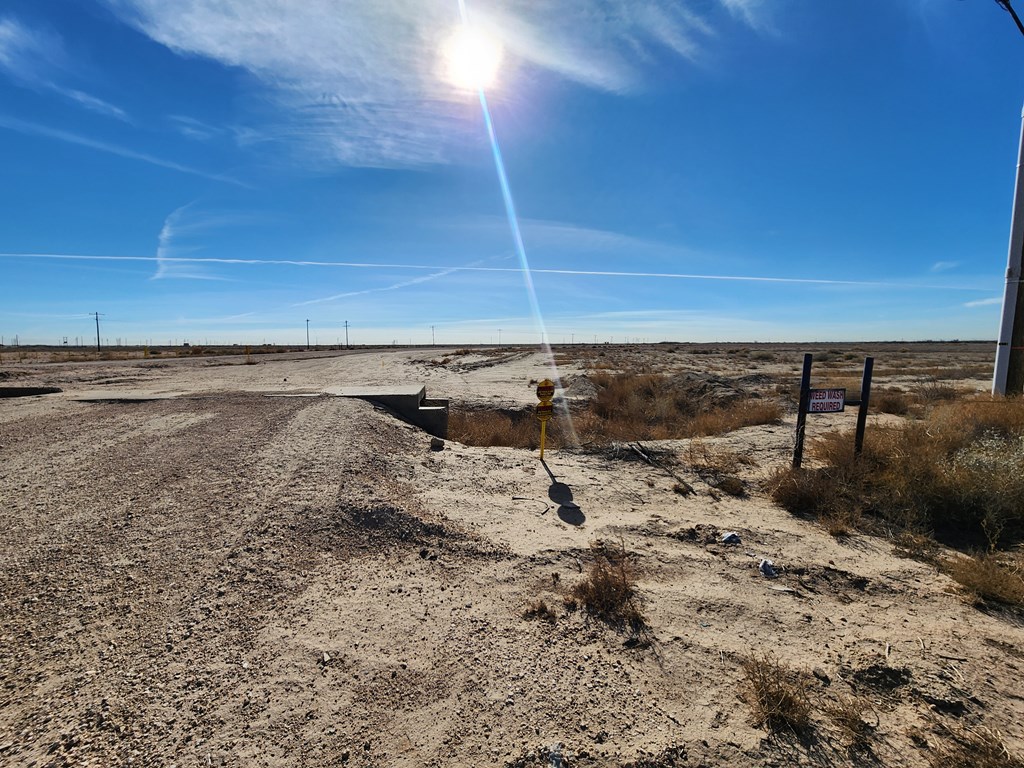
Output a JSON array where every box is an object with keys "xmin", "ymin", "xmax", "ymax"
[{"xmin": 1, "ymin": 343, "xmax": 1022, "ymax": 767}]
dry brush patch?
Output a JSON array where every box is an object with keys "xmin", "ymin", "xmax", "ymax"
[
  {"xmin": 449, "ymin": 372, "xmax": 783, "ymax": 449},
  {"xmin": 740, "ymin": 653, "xmax": 814, "ymax": 741},
  {"xmin": 927, "ymin": 726, "xmax": 1024, "ymax": 768},
  {"xmin": 569, "ymin": 540, "xmax": 648, "ymax": 635},
  {"xmin": 770, "ymin": 398, "xmax": 1024, "ymax": 548},
  {"xmin": 768, "ymin": 397, "xmax": 1024, "ymax": 609}
]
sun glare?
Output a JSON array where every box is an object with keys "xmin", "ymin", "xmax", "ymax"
[{"xmin": 442, "ymin": 24, "xmax": 503, "ymax": 91}]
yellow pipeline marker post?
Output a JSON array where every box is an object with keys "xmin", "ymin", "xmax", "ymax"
[{"xmin": 535, "ymin": 378, "xmax": 555, "ymax": 460}]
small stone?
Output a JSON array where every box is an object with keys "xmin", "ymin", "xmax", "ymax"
[{"xmin": 430, "ymin": 437, "xmax": 444, "ymax": 451}]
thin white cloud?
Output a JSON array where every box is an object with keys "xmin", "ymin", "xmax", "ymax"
[
  {"xmin": 168, "ymin": 114, "xmax": 223, "ymax": 141},
  {"xmin": 0, "ymin": 251, "xmax": 993, "ymax": 292},
  {"xmin": 294, "ymin": 266, "xmax": 462, "ymax": 306},
  {"xmin": 0, "ymin": 115, "xmax": 247, "ymax": 186},
  {"xmin": 0, "ymin": 15, "xmax": 132, "ymax": 122},
  {"xmin": 964, "ymin": 297, "xmax": 1002, "ymax": 308},
  {"xmin": 153, "ymin": 205, "xmax": 274, "ymax": 279},
  {"xmin": 65, "ymin": 88, "xmax": 130, "ymax": 122},
  {"xmin": 719, "ymin": 0, "xmax": 770, "ymax": 31},
  {"xmin": 930, "ymin": 260, "xmax": 960, "ymax": 272},
  {"xmin": 102, "ymin": 0, "xmax": 769, "ymax": 167}
]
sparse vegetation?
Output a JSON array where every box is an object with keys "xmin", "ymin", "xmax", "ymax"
[
  {"xmin": 714, "ymin": 475, "xmax": 746, "ymax": 497},
  {"xmin": 570, "ymin": 541, "xmax": 646, "ymax": 633},
  {"xmin": 826, "ymin": 695, "xmax": 874, "ymax": 753},
  {"xmin": 450, "ymin": 372, "xmax": 783, "ymax": 448},
  {"xmin": 741, "ymin": 653, "xmax": 814, "ymax": 740},
  {"xmin": 939, "ymin": 552, "xmax": 1024, "ymax": 609},
  {"xmin": 522, "ymin": 598, "xmax": 558, "ymax": 623},
  {"xmin": 769, "ymin": 398, "xmax": 1024, "ymax": 549},
  {"xmin": 928, "ymin": 727, "xmax": 1024, "ymax": 768},
  {"xmin": 872, "ymin": 387, "xmax": 912, "ymax": 415}
]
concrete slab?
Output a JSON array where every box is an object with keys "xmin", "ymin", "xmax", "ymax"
[
  {"xmin": 325, "ymin": 385, "xmax": 426, "ymax": 399},
  {"xmin": 69, "ymin": 391, "xmax": 185, "ymax": 402},
  {"xmin": 325, "ymin": 384, "xmax": 447, "ymax": 438}
]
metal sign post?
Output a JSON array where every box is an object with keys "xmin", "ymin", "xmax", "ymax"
[
  {"xmin": 854, "ymin": 357, "xmax": 875, "ymax": 456},
  {"xmin": 792, "ymin": 354, "xmax": 813, "ymax": 469},
  {"xmin": 793, "ymin": 354, "xmax": 875, "ymax": 469}
]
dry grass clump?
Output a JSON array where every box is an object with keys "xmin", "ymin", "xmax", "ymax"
[
  {"xmin": 928, "ymin": 727, "xmax": 1024, "ymax": 768},
  {"xmin": 872, "ymin": 387, "xmax": 912, "ymax": 415},
  {"xmin": 714, "ymin": 475, "xmax": 746, "ymax": 497},
  {"xmin": 741, "ymin": 653, "xmax": 814, "ymax": 740},
  {"xmin": 580, "ymin": 372, "xmax": 782, "ymax": 441},
  {"xmin": 570, "ymin": 541, "xmax": 646, "ymax": 632},
  {"xmin": 687, "ymin": 400, "xmax": 783, "ymax": 437},
  {"xmin": 940, "ymin": 552, "xmax": 1024, "ymax": 608},
  {"xmin": 522, "ymin": 598, "xmax": 558, "ymax": 623},
  {"xmin": 447, "ymin": 408, "xmax": 574, "ymax": 450},
  {"xmin": 826, "ymin": 695, "xmax": 874, "ymax": 753},
  {"xmin": 770, "ymin": 398, "xmax": 1024, "ymax": 549},
  {"xmin": 450, "ymin": 372, "xmax": 783, "ymax": 449}
]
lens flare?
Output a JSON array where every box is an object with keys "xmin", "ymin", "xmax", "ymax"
[
  {"xmin": 442, "ymin": 24, "xmax": 503, "ymax": 91},
  {"xmin": 456, "ymin": 0, "xmax": 578, "ymax": 445}
]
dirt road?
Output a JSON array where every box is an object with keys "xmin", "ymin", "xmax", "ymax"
[{"xmin": 2, "ymin": 346, "xmax": 1022, "ymax": 767}]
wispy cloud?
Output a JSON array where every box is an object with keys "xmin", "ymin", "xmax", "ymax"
[
  {"xmin": 0, "ymin": 251, "xmax": 993, "ymax": 292},
  {"xmin": 964, "ymin": 296, "xmax": 1002, "ymax": 308},
  {"xmin": 930, "ymin": 260, "xmax": 960, "ymax": 272},
  {"xmin": 168, "ymin": 114, "xmax": 227, "ymax": 141},
  {"xmin": 153, "ymin": 205, "xmax": 275, "ymax": 279},
  {"xmin": 0, "ymin": 115, "xmax": 247, "ymax": 186},
  {"xmin": 0, "ymin": 15, "xmax": 131, "ymax": 122},
  {"xmin": 102, "ymin": 0, "xmax": 769, "ymax": 168},
  {"xmin": 294, "ymin": 266, "xmax": 462, "ymax": 306}
]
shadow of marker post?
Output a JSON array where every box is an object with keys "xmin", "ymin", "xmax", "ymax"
[{"xmin": 543, "ymin": 460, "xmax": 585, "ymax": 526}]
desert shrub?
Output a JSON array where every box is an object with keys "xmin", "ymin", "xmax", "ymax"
[
  {"xmin": 940, "ymin": 553, "xmax": 1024, "ymax": 609},
  {"xmin": 741, "ymin": 653, "xmax": 814, "ymax": 740},
  {"xmin": 448, "ymin": 408, "xmax": 574, "ymax": 450},
  {"xmin": 570, "ymin": 541, "xmax": 646, "ymax": 632},
  {"xmin": 928, "ymin": 727, "xmax": 1024, "ymax": 768},
  {"xmin": 715, "ymin": 475, "xmax": 746, "ymax": 497},
  {"xmin": 826, "ymin": 695, "xmax": 874, "ymax": 753},
  {"xmin": 522, "ymin": 598, "xmax": 558, "ymax": 623},
  {"xmin": 769, "ymin": 399, "xmax": 1024, "ymax": 549},
  {"xmin": 872, "ymin": 388, "xmax": 911, "ymax": 415},
  {"xmin": 450, "ymin": 373, "xmax": 783, "ymax": 448},
  {"xmin": 918, "ymin": 380, "xmax": 961, "ymax": 403}
]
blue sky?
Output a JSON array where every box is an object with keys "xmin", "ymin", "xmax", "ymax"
[{"xmin": 1, "ymin": 0, "xmax": 1023, "ymax": 346}]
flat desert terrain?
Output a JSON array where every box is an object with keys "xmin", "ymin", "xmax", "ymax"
[{"xmin": 2, "ymin": 342, "xmax": 1022, "ymax": 767}]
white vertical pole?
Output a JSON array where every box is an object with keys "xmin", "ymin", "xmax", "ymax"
[{"xmin": 993, "ymin": 104, "xmax": 1024, "ymax": 396}]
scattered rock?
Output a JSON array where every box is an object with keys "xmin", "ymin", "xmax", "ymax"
[{"xmin": 430, "ymin": 437, "xmax": 445, "ymax": 451}]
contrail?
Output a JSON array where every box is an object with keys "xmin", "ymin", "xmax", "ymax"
[
  {"xmin": 0, "ymin": 252, "xmax": 992, "ymax": 291},
  {"xmin": 0, "ymin": 116, "xmax": 248, "ymax": 187},
  {"xmin": 293, "ymin": 265, "xmax": 462, "ymax": 306}
]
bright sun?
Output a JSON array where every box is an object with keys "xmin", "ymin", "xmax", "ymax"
[{"xmin": 442, "ymin": 25, "xmax": 503, "ymax": 91}]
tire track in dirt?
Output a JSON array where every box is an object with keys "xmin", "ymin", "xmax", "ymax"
[{"xmin": 0, "ymin": 394, "xmax": 407, "ymax": 766}]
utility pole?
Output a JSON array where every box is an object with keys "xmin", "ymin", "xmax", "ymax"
[
  {"xmin": 344, "ymin": 320, "xmax": 349, "ymax": 348},
  {"xmin": 431, "ymin": 325, "xmax": 435, "ymax": 345},
  {"xmin": 93, "ymin": 312, "xmax": 103, "ymax": 352},
  {"xmin": 498, "ymin": 328, "xmax": 502, "ymax": 346},
  {"xmin": 993, "ymin": 3, "xmax": 1024, "ymax": 394},
  {"xmin": 994, "ymin": 104, "xmax": 1024, "ymax": 394},
  {"xmin": 306, "ymin": 319, "xmax": 310, "ymax": 351}
]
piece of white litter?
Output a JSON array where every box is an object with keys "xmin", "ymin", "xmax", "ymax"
[
  {"xmin": 759, "ymin": 559, "xmax": 777, "ymax": 578},
  {"xmin": 721, "ymin": 532, "xmax": 741, "ymax": 545}
]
